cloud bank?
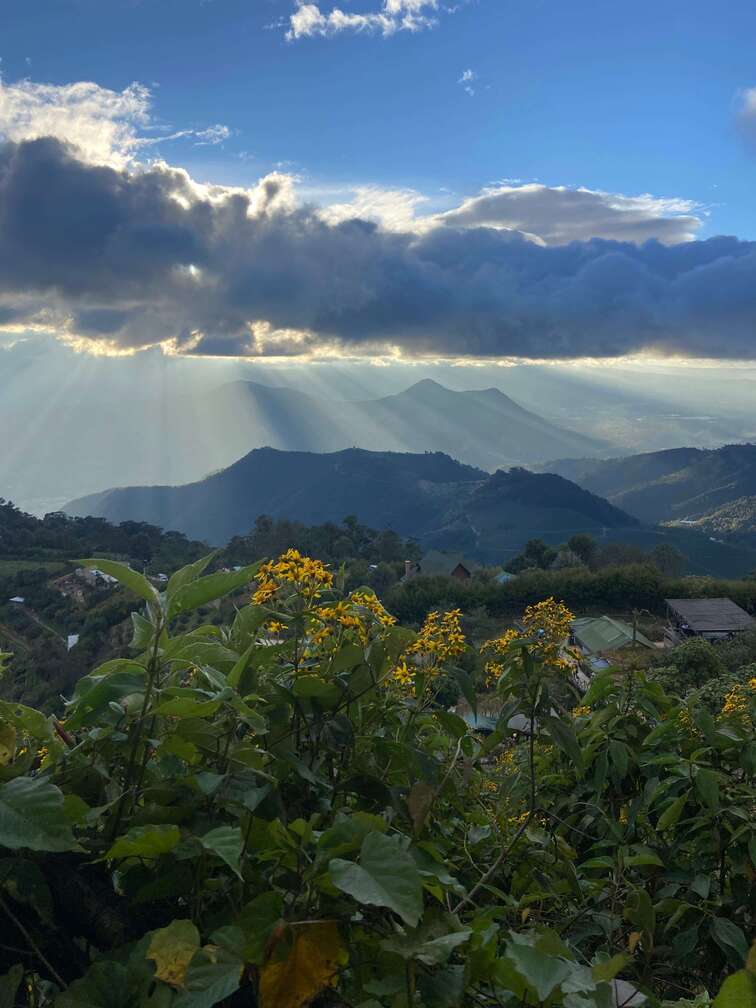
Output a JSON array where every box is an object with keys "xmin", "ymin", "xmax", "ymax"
[
  {"xmin": 1, "ymin": 133, "xmax": 755, "ymax": 361},
  {"xmin": 286, "ymin": 0, "xmax": 439, "ymax": 39}
]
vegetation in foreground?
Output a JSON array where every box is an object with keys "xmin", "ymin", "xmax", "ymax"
[{"xmin": 0, "ymin": 550, "xmax": 754, "ymax": 1007}]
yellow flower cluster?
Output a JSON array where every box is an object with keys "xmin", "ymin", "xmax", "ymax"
[
  {"xmin": 495, "ymin": 748, "xmax": 516, "ymax": 771},
  {"xmin": 406, "ymin": 609, "xmax": 466, "ymax": 663},
  {"xmin": 349, "ymin": 590, "xmax": 396, "ymax": 627},
  {"xmin": 314, "ymin": 600, "xmax": 363, "ymax": 631},
  {"xmin": 389, "ymin": 609, "xmax": 466, "ymax": 689},
  {"xmin": 484, "ymin": 661, "xmax": 505, "ymax": 686},
  {"xmin": 252, "ymin": 550, "xmax": 333, "ymax": 605},
  {"xmin": 572, "ymin": 705, "xmax": 591, "ymax": 718},
  {"xmin": 720, "ymin": 678, "xmax": 756, "ymax": 720},
  {"xmin": 265, "ymin": 620, "xmax": 286, "ymax": 636},
  {"xmin": 481, "ymin": 779, "xmax": 499, "ymax": 794},
  {"xmin": 482, "ymin": 598, "xmax": 576, "ymax": 676}
]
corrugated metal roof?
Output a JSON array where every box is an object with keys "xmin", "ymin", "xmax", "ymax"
[
  {"xmin": 572, "ymin": 615, "xmax": 654, "ymax": 653},
  {"xmin": 665, "ymin": 597, "xmax": 755, "ymax": 633}
]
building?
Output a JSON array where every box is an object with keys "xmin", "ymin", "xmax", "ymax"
[
  {"xmin": 495, "ymin": 571, "xmax": 517, "ymax": 585},
  {"xmin": 664, "ymin": 597, "xmax": 755, "ymax": 645},
  {"xmin": 571, "ymin": 616, "xmax": 655, "ymax": 655},
  {"xmin": 404, "ymin": 551, "xmax": 476, "ymax": 581}
]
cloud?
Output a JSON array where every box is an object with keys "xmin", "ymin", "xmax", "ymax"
[
  {"xmin": 0, "ymin": 79, "xmax": 233, "ymax": 167},
  {"xmin": 436, "ymin": 183, "xmax": 702, "ymax": 244},
  {"xmin": 2, "ymin": 135, "xmax": 756, "ymax": 362},
  {"xmin": 458, "ymin": 68, "xmax": 476, "ymax": 96},
  {"xmin": 286, "ymin": 0, "xmax": 439, "ymax": 39}
]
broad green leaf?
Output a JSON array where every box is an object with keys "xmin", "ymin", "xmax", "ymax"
[
  {"xmin": 710, "ymin": 918, "xmax": 749, "ymax": 963},
  {"xmin": 0, "ymin": 700, "xmax": 56, "ymax": 745},
  {"xmin": 414, "ymin": 930, "xmax": 472, "ymax": 966},
  {"xmin": 167, "ymin": 564, "xmax": 260, "ymax": 620},
  {"xmin": 0, "ymin": 724, "xmax": 15, "ymax": 766},
  {"xmin": 543, "ymin": 716, "xmax": 583, "ymax": 770},
  {"xmin": 712, "ymin": 970, "xmax": 756, "ymax": 1008},
  {"xmin": 77, "ymin": 558, "xmax": 159, "ymax": 604},
  {"xmin": 259, "ymin": 921, "xmax": 347, "ymax": 1008},
  {"xmin": 167, "ymin": 552, "xmax": 219, "ymax": 599},
  {"xmin": 130, "ymin": 612, "xmax": 155, "ymax": 651},
  {"xmin": 227, "ymin": 643, "xmax": 255, "ymax": 690},
  {"xmin": 591, "ymin": 953, "xmax": 629, "ymax": 981},
  {"xmin": 695, "ymin": 768, "xmax": 720, "ymax": 811},
  {"xmin": 173, "ymin": 949, "xmax": 243, "ymax": 1008},
  {"xmin": 658, "ymin": 793, "xmax": 687, "ymax": 830},
  {"xmin": 200, "ymin": 826, "xmax": 243, "ymax": 878},
  {"xmin": 153, "ymin": 697, "xmax": 222, "ymax": 718},
  {"xmin": 625, "ymin": 850, "xmax": 664, "ymax": 868},
  {"xmin": 147, "ymin": 920, "xmax": 201, "ymax": 989},
  {"xmin": 505, "ymin": 942, "xmax": 571, "ymax": 1001},
  {"xmin": 237, "ymin": 892, "xmax": 284, "ymax": 964},
  {"xmin": 106, "ymin": 824, "xmax": 180, "ymax": 860},
  {"xmin": 0, "ymin": 857, "xmax": 54, "ymax": 924},
  {"xmin": 609, "ymin": 740, "xmax": 629, "ymax": 780},
  {"xmin": 56, "ymin": 961, "xmax": 135, "ymax": 1008},
  {"xmin": 0, "ymin": 777, "xmax": 79, "ymax": 852},
  {"xmin": 330, "ymin": 831, "xmax": 423, "ymax": 927},
  {"xmin": 292, "ymin": 675, "xmax": 341, "ymax": 705},
  {"xmin": 0, "ymin": 964, "xmax": 23, "ymax": 1008}
]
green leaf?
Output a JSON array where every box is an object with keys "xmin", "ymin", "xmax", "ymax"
[
  {"xmin": 710, "ymin": 918, "xmax": 749, "ymax": 964},
  {"xmin": 173, "ymin": 950, "xmax": 243, "ymax": 1008},
  {"xmin": 625, "ymin": 850, "xmax": 664, "ymax": 868},
  {"xmin": 543, "ymin": 716, "xmax": 583, "ymax": 770},
  {"xmin": 200, "ymin": 826, "xmax": 243, "ymax": 879},
  {"xmin": 153, "ymin": 696, "xmax": 222, "ymax": 718},
  {"xmin": 0, "ymin": 964, "xmax": 23, "ymax": 1008},
  {"xmin": 106, "ymin": 824, "xmax": 180, "ymax": 860},
  {"xmin": 236, "ymin": 892, "xmax": 284, "ymax": 964},
  {"xmin": 0, "ymin": 777, "xmax": 79, "ymax": 852},
  {"xmin": 330, "ymin": 831, "xmax": 424, "ymax": 927},
  {"xmin": 77, "ymin": 558, "xmax": 159, "ymax": 604},
  {"xmin": 227, "ymin": 643, "xmax": 255, "ymax": 690},
  {"xmin": 695, "ymin": 767, "xmax": 720, "ymax": 811},
  {"xmin": 712, "ymin": 970, "xmax": 756, "ymax": 1008},
  {"xmin": 415, "ymin": 930, "xmax": 472, "ymax": 966},
  {"xmin": 505, "ymin": 942, "xmax": 571, "ymax": 1001},
  {"xmin": 0, "ymin": 857, "xmax": 54, "ymax": 924},
  {"xmin": 167, "ymin": 552, "xmax": 219, "ymax": 599},
  {"xmin": 130, "ymin": 612, "xmax": 155, "ymax": 651},
  {"xmin": 56, "ymin": 961, "xmax": 136, "ymax": 1008},
  {"xmin": 658, "ymin": 793, "xmax": 687, "ymax": 830},
  {"xmin": 167, "ymin": 564, "xmax": 260, "ymax": 620},
  {"xmin": 591, "ymin": 953, "xmax": 629, "ymax": 982},
  {"xmin": 292, "ymin": 675, "xmax": 341, "ymax": 706},
  {"xmin": 147, "ymin": 919, "xmax": 201, "ymax": 988},
  {"xmin": 609, "ymin": 739, "xmax": 629, "ymax": 780}
]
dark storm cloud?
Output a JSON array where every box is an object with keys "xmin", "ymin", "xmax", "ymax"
[{"xmin": 2, "ymin": 136, "xmax": 756, "ymax": 359}]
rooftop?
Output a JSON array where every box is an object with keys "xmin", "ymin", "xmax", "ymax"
[
  {"xmin": 665, "ymin": 597, "xmax": 755, "ymax": 634},
  {"xmin": 572, "ymin": 615, "xmax": 654, "ymax": 653}
]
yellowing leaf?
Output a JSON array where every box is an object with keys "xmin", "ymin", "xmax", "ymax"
[
  {"xmin": 259, "ymin": 921, "xmax": 347, "ymax": 1008},
  {"xmin": 0, "ymin": 722, "xmax": 16, "ymax": 766},
  {"xmin": 147, "ymin": 919, "xmax": 201, "ymax": 989},
  {"xmin": 628, "ymin": 931, "xmax": 642, "ymax": 953}
]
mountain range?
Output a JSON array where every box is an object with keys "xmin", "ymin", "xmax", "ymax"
[
  {"xmin": 548, "ymin": 444, "xmax": 756, "ymax": 526},
  {"xmin": 66, "ymin": 448, "xmax": 636, "ymax": 559},
  {"xmin": 2, "ymin": 377, "xmax": 608, "ymax": 515}
]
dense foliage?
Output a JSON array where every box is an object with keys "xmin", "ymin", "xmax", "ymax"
[{"xmin": 0, "ymin": 551, "xmax": 753, "ymax": 1007}]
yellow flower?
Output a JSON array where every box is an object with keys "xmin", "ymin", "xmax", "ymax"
[
  {"xmin": 391, "ymin": 660, "xmax": 413, "ymax": 686},
  {"xmin": 482, "ymin": 598, "xmax": 576, "ymax": 674},
  {"xmin": 265, "ymin": 621, "xmax": 286, "ymax": 635},
  {"xmin": 619, "ymin": 806, "xmax": 629, "ymax": 825},
  {"xmin": 482, "ymin": 779, "xmax": 499, "ymax": 794},
  {"xmin": 573, "ymin": 705, "xmax": 591, "ymax": 718},
  {"xmin": 252, "ymin": 549, "xmax": 333, "ymax": 605},
  {"xmin": 349, "ymin": 590, "xmax": 396, "ymax": 627},
  {"xmin": 406, "ymin": 609, "xmax": 466, "ymax": 668},
  {"xmin": 720, "ymin": 683, "xmax": 752, "ymax": 720},
  {"xmin": 495, "ymin": 749, "xmax": 516, "ymax": 770}
]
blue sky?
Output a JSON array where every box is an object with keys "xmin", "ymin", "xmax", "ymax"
[
  {"xmin": 3, "ymin": 0, "xmax": 755, "ymax": 236},
  {"xmin": 1, "ymin": 0, "xmax": 756, "ymax": 362}
]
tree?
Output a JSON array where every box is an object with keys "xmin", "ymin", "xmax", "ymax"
[
  {"xmin": 567, "ymin": 533, "xmax": 598, "ymax": 567},
  {"xmin": 651, "ymin": 542, "xmax": 687, "ymax": 577}
]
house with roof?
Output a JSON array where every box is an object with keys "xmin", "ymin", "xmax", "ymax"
[
  {"xmin": 664, "ymin": 597, "xmax": 755, "ymax": 646},
  {"xmin": 403, "ymin": 551, "xmax": 477, "ymax": 581},
  {"xmin": 570, "ymin": 615, "xmax": 655, "ymax": 673}
]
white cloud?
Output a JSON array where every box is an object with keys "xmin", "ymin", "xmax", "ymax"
[
  {"xmin": 0, "ymin": 79, "xmax": 233, "ymax": 167},
  {"xmin": 436, "ymin": 183, "xmax": 702, "ymax": 244},
  {"xmin": 286, "ymin": 0, "xmax": 439, "ymax": 39},
  {"xmin": 458, "ymin": 67, "xmax": 476, "ymax": 96},
  {"xmin": 320, "ymin": 185, "xmax": 430, "ymax": 230}
]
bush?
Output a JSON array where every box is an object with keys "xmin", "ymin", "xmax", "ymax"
[{"xmin": 0, "ymin": 554, "xmax": 752, "ymax": 1005}]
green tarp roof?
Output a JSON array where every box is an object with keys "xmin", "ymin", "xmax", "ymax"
[{"xmin": 571, "ymin": 616, "xmax": 653, "ymax": 653}]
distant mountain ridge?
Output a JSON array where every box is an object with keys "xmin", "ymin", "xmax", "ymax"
[
  {"xmin": 547, "ymin": 443, "xmax": 756, "ymax": 524},
  {"xmin": 1, "ymin": 378, "xmax": 610, "ymax": 515},
  {"xmin": 65, "ymin": 448, "xmax": 636, "ymax": 558}
]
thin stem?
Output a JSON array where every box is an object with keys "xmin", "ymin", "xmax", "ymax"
[{"xmin": 0, "ymin": 890, "xmax": 66, "ymax": 988}]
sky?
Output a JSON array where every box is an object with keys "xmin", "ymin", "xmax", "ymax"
[{"xmin": 2, "ymin": 0, "xmax": 756, "ymax": 363}]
